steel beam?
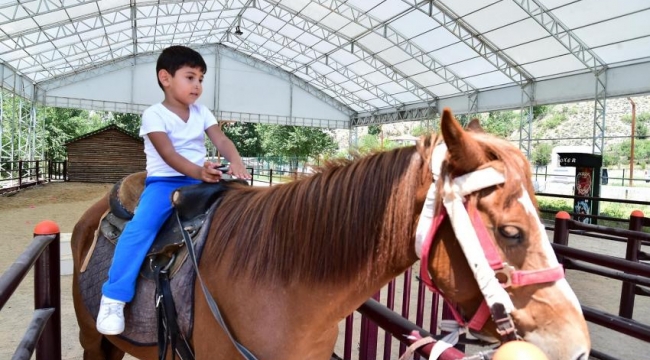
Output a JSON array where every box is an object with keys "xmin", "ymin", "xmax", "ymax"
[
  {"xmin": 512, "ymin": 0, "xmax": 607, "ymax": 73},
  {"xmin": 351, "ymin": 106, "xmax": 437, "ymax": 126},
  {"xmin": 261, "ymin": 0, "xmax": 440, "ymax": 100},
  {"xmin": 39, "ymin": 95, "xmax": 350, "ymax": 129},
  {"xmin": 37, "ymin": 44, "xmax": 355, "ymax": 117},
  {"xmin": 218, "ymin": 0, "xmax": 254, "ymax": 43},
  {"xmin": 512, "ymin": 0, "xmax": 608, "ymax": 156},
  {"xmin": 408, "ymin": 1, "xmax": 532, "ymax": 85},
  {"xmin": 592, "ymin": 70, "xmax": 607, "ymax": 154},
  {"xmin": 467, "ymin": 91, "xmax": 479, "ymax": 119},
  {"xmin": 232, "ymin": 39, "xmax": 376, "ymax": 112},
  {"xmin": 235, "ymin": 19, "xmax": 404, "ymax": 108},
  {"xmin": 519, "ymin": 82, "xmax": 534, "ymax": 160},
  {"xmin": 305, "ymin": 0, "xmax": 474, "ymax": 94}
]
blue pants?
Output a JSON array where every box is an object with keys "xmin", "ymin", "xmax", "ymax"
[{"xmin": 102, "ymin": 176, "xmax": 200, "ymax": 302}]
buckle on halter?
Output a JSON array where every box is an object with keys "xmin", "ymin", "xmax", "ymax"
[
  {"xmin": 490, "ymin": 303, "xmax": 518, "ymax": 342},
  {"xmin": 494, "ymin": 263, "xmax": 516, "ymax": 288}
]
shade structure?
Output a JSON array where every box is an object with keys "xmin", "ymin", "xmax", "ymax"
[{"xmin": 0, "ymin": 0, "xmax": 648, "ymax": 128}]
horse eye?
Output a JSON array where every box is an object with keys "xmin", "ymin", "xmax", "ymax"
[{"xmin": 498, "ymin": 225, "xmax": 521, "ymax": 243}]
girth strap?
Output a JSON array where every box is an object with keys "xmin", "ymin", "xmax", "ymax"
[
  {"xmin": 156, "ymin": 265, "xmax": 195, "ymax": 360},
  {"xmin": 177, "ymin": 213, "xmax": 259, "ymax": 360}
]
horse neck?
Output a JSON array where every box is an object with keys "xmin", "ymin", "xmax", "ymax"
[{"xmin": 205, "ymin": 146, "xmax": 427, "ymax": 293}]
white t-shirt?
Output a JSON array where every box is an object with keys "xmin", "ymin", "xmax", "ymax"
[{"xmin": 140, "ymin": 103, "xmax": 218, "ymax": 177}]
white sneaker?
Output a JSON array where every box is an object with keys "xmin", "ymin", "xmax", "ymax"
[{"xmin": 96, "ymin": 295, "xmax": 125, "ymax": 335}]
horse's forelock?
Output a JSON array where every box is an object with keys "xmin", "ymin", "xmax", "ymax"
[
  {"xmin": 473, "ymin": 133, "xmax": 534, "ymax": 206},
  {"xmin": 204, "ymin": 141, "xmax": 434, "ymax": 286}
]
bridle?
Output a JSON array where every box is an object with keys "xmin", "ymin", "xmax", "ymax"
[{"xmin": 411, "ymin": 142, "xmax": 565, "ymax": 358}]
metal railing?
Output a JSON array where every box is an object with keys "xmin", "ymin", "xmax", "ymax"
[
  {"xmin": 552, "ymin": 211, "xmax": 650, "ymax": 359},
  {"xmin": 0, "ymin": 221, "xmax": 61, "ymax": 360}
]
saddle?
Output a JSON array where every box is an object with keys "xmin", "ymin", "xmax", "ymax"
[
  {"xmin": 79, "ymin": 172, "xmax": 248, "ymax": 347},
  {"xmin": 100, "ymin": 172, "xmax": 247, "ymax": 279}
]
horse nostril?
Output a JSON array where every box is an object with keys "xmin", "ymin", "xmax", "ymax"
[{"xmin": 573, "ymin": 352, "xmax": 589, "ymax": 360}]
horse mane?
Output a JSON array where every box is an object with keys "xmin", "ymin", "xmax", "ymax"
[{"xmin": 204, "ymin": 139, "xmax": 434, "ymax": 286}]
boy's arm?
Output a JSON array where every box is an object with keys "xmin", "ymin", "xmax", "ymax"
[
  {"xmin": 148, "ymin": 131, "xmax": 223, "ymax": 182},
  {"xmin": 205, "ymin": 125, "xmax": 251, "ymax": 179}
]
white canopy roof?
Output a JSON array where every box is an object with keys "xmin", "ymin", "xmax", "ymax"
[{"xmin": 1, "ymin": 0, "xmax": 649, "ymax": 128}]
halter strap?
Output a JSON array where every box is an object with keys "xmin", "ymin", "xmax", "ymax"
[{"xmin": 414, "ymin": 142, "xmax": 566, "ymax": 346}]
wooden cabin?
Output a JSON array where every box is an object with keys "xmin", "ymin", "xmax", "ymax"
[{"xmin": 65, "ymin": 124, "xmax": 145, "ymax": 183}]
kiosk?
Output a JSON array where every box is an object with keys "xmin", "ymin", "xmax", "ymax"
[{"xmin": 557, "ymin": 152, "xmax": 603, "ymax": 224}]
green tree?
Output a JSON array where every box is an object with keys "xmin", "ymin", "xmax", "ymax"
[
  {"xmin": 368, "ymin": 124, "xmax": 382, "ymax": 136},
  {"xmin": 531, "ymin": 142, "xmax": 552, "ymax": 166},
  {"xmin": 482, "ymin": 111, "xmax": 518, "ymax": 138},
  {"xmin": 602, "ymin": 150, "xmax": 617, "ymax": 167},
  {"xmin": 257, "ymin": 124, "xmax": 337, "ymax": 169},
  {"xmin": 533, "ymin": 105, "xmax": 550, "ymax": 119},
  {"xmin": 110, "ymin": 112, "xmax": 141, "ymax": 135},
  {"xmin": 222, "ymin": 122, "xmax": 262, "ymax": 156},
  {"xmin": 411, "ymin": 124, "xmax": 430, "ymax": 137},
  {"xmin": 41, "ymin": 107, "xmax": 92, "ymax": 160}
]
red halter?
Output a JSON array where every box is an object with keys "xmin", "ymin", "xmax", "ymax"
[{"xmin": 418, "ymin": 194, "xmax": 565, "ymax": 334}]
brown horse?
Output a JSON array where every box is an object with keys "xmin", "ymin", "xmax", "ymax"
[{"xmin": 71, "ymin": 108, "xmax": 590, "ymax": 360}]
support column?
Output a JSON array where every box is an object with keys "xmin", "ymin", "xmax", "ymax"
[
  {"xmin": 349, "ymin": 125, "xmax": 358, "ymax": 149},
  {"xmin": 519, "ymin": 82, "xmax": 534, "ymax": 160},
  {"xmin": 467, "ymin": 90, "xmax": 478, "ymax": 119},
  {"xmin": 289, "ymin": 81, "xmax": 294, "ymax": 125},
  {"xmin": 592, "ymin": 70, "xmax": 607, "ymax": 155},
  {"xmin": 0, "ymin": 86, "xmax": 4, "ymax": 169},
  {"xmin": 28, "ymin": 100, "xmax": 36, "ymax": 161}
]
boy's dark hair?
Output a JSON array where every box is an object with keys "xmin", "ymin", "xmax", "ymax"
[{"xmin": 156, "ymin": 45, "xmax": 207, "ymax": 89}]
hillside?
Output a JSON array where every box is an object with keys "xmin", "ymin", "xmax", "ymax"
[
  {"xmin": 334, "ymin": 95, "xmax": 650, "ymax": 152},
  {"xmin": 512, "ymin": 96, "xmax": 650, "ymax": 148}
]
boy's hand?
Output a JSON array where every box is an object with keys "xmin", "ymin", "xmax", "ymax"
[
  {"xmin": 201, "ymin": 161, "xmax": 223, "ymax": 183},
  {"xmin": 229, "ymin": 161, "xmax": 252, "ymax": 179}
]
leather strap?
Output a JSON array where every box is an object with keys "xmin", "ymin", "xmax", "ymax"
[
  {"xmin": 177, "ymin": 212, "xmax": 259, "ymax": 360},
  {"xmin": 156, "ymin": 266, "xmax": 195, "ymax": 360}
]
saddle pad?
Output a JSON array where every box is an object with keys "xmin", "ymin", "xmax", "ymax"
[{"xmin": 79, "ymin": 219, "xmax": 212, "ymax": 346}]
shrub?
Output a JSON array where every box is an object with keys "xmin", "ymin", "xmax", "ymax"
[
  {"xmin": 541, "ymin": 113, "xmax": 566, "ymax": 130},
  {"xmin": 531, "ymin": 143, "xmax": 552, "ymax": 166}
]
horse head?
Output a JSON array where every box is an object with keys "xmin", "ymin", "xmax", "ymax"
[{"xmin": 418, "ymin": 108, "xmax": 590, "ymax": 360}]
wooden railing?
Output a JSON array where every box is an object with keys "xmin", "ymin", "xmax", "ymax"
[{"xmin": 0, "ymin": 160, "xmax": 67, "ymax": 194}]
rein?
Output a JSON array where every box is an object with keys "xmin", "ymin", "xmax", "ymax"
[
  {"xmin": 176, "ymin": 213, "xmax": 259, "ymax": 360},
  {"xmin": 412, "ymin": 143, "xmax": 564, "ymax": 358}
]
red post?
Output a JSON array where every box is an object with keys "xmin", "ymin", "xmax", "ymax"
[
  {"xmin": 359, "ymin": 292, "xmax": 380, "ymax": 360},
  {"xmin": 384, "ymin": 280, "xmax": 396, "ymax": 360},
  {"xmin": 553, "ymin": 211, "xmax": 571, "ymax": 264},
  {"xmin": 33, "ymin": 221, "xmax": 61, "ymax": 360},
  {"xmin": 344, "ymin": 315, "xmax": 354, "ymax": 360},
  {"xmin": 619, "ymin": 210, "xmax": 644, "ymax": 318},
  {"xmin": 399, "ymin": 268, "xmax": 413, "ymax": 355}
]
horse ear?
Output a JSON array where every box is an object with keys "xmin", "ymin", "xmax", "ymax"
[
  {"xmin": 440, "ymin": 108, "xmax": 487, "ymax": 172},
  {"xmin": 466, "ymin": 118, "xmax": 484, "ymax": 133}
]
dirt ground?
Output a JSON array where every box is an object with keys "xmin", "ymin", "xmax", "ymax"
[
  {"xmin": 0, "ymin": 182, "xmax": 648, "ymax": 359},
  {"xmin": 0, "ymin": 182, "xmax": 135, "ymax": 360}
]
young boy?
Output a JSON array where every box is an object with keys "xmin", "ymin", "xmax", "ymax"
[{"xmin": 96, "ymin": 45, "xmax": 251, "ymax": 335}]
